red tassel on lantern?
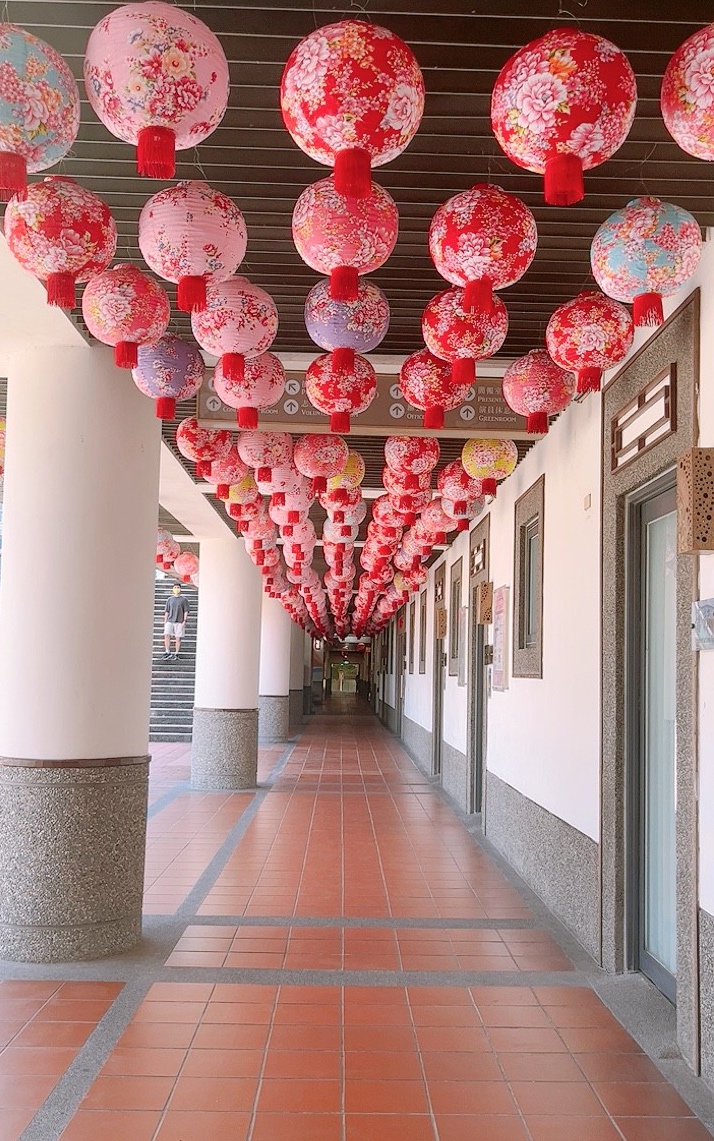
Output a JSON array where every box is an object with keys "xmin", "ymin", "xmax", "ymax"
[
  {"xmin": 237, "ymin": 407, "xmax": 259, "ymax": 429},
  {"xmin": 115, "ymin": 341, "xmax": 138, "ymax": 369},
  {"xmin": 482, "ymin": 477, "xmax": 497, "ymax": 497},
  {"xmin": 334, "ymin": 511, "xmax": 345, "ymax": 524},
  {"xmin": 137, "ymin": 125, "xmax": 176, "ymax": 179},
  {"xmin": 273, "ymin": 492, "xmax": 286, "ymax": 507},
  {"xmin": 182, "ymin": 573, "xmax": 191, "ymax": 582},
  {"xmin": 333, "ymin": 147, "xmax": 372, "ymax": 199},
  {"xmin": 257, "ymin": 466, "xmax": 272, "ymax": 483},
  {"xmin": 0, "ymin": 151, "xmax": 27, "ymax": 201},
  {"xmin": 222, "ymin": 352, "xmax": 245, "ymax": 382},
  {"xmin": 404, "ymin": 512, "xmax": 417, "ymax": 526},
  {"xmin": 457, "ymin": 519, "xmax": 469, "ymax": 532},
  {"xmin": 423, "ymin": 406, "xmax": 444, "ymax": 430},
  {"xmin": 577, "ymin": 367, "xmax": 602, "ymax": 395},
  {"xmin": 196, "ymin": 460, "xmax": 212, "ymax": 479},
  {"xmin": 46, "ymin": 272, "xmax": 76, "ymax": 309},
  {"xmin": 632, "ymin": 292, "xmax": 664, "ymax": 328},
  {"xmin": 283, "ymin": 524, "xmax": 294, "ymax": 536},
  {"xmin": 330, "ymin": 411, "xmax": 350, "ymax": 433},
  {"xmin": 527, "ymin": 410, "xmax": 549, "ymax": 435},
  {"xmin": 330, "ymin": 266, "xmax": 359, "ymax": 301},
  {"xmin": 452, "ymin": 358, "xmax": 475, "ymax": 386},
  {"xmin": 155, "ymin": 396, "xmax": 176, "ymax": 420},
  {"xmin": 454, "ymin": 500, "xmax": 467, "ymax": 514},
  {"xmin": 288, "ymin": 511, "xmax": 300, "ymax": 523},
  {"xmin": 177, "ymin": 274, "xmax": 208, "ymax": 313},
  {"xmin": 255, "ymin": 550, "xmax": 265, "ymax": 566},
  {"xmin": 332, "ymin": 347, "xmax": 355, "ymax": 373},
  {"xmin": 544, "ymin": 152, "xmax": 584, "ymax": 207},
  {"xmin": 435, "ymin": 531, "xmax": 447, "ymax": 545},
  {"xmin": 216, "ymin": 484, "xmax": 230, "ymax": 499},
  {"xmin": 312, "ymin": 476, "xmax": 327, "ymax": 494},
  {"xmin": 463, "ymin": 276, "xmax": 494, "ymax": 314}
]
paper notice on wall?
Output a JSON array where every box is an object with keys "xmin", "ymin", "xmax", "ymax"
[{"xmin": 492, "ymin": 586, "xmax": 509, "ymax": 691}]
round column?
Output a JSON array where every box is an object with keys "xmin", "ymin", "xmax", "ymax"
[
  {"xmin": 0, "ymin": 345, "xmax": 161, "ymax": 962},
  {"xmin": 191, "ymin": 537, "xmax": 262, "ymax": 789},
  {"xmin": 258, "ymin": 594, "xmax": 292, "ymax": 742},
  {"xmin": 289, "ymin": 622, "xmax": 306, "ymax": 728}
]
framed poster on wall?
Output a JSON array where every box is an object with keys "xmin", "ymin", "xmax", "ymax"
[{"xmin": 492, "ymin": 586, "xmax": 510, "ymax": 692}]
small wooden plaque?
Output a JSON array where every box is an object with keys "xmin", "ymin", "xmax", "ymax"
[
  {"xmin": 476, "ymin": 581, "xmax": 494, "ymax": 625},
  {"xmin": 678, "ymin": 447, "xmax": 714, "ymax": 553},
  {"xmin": 435, "ymin": 608, "xmax": 448, "ymax": 639}
]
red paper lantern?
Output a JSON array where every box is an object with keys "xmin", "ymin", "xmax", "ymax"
[
  {"xmin": 399, "ymin": 348, "xmax": 470, "ymax": 429},
  {"xmin": 213, "ymin": 352, "xmax": 286, "ymax": 429},
  {"xmin": 502, "ymin": 349, "xmax": 576, "ymax": 435},
  {"xmin": 419, "ymin": 498, "xmax": 458, "ymax": 537},
  {"xmin": 292, "ymin": 177, "xmax": 398, "ymax": 301},
  {"xmin": 442, "ymin": 496, "xmax": 485, "ymax": 532},
  {"xmin": 384, "ymin": 436, "xmax": 440, "ymax": 489},
  {"xmin": 422, "ymin": 287, "xmax": 508, "ymax": 385},
  {"xmin": 176, "ymin": 416, "xmax": 233, "ymax": 478},
  {"xmin": 174, "ymin": 550, "xmax": 199, "ymax": 583},
  {"xmin": 382, "ymin": 466, "xmax": 431, "ymax": 497},
  {"xmin": 491, "ymin": 28, "xmax": 637, "ymax": 206},
  {"xmin": 207, "ymin": 446, "xmax": 249, "ymax": 500},
  {"xmin": 429, "ymin": 184, "xmax": 537, "ymax": 312},
  {"xmin": 192, "ymin": 277, "xmax": 279, "ymax": 383},
  {"xmin": 81, "ymin": 264, "xmax": 170, "ymax": 369},
  {"xmin": 436, "ymin": 461, "xmax": 484, "ymax": 512},
  {"xmin": 293, "ymin": 434, "xmax": 349, "ymax": 493},
  {"xmin": 237, "ymin": 431, "xmax": 294, "ymax": 480},
  {"xmin": 546, "ymin": 291, "xmax": 633, "ymax": 394},
  {"xmin": 662, "ymin": 24, "xmax": 714, "ymax": 161},
  {"xmin": 138, "ymin": 180, "xmax": 247, "ymax": 312},
  {"xmin": 305, "ymin": 351, "xmax": 377, "ymax": 433},
  {"xmin": 3, "ymin": 176, "xmax": 116, "ymax": 308},
  {"xmin": 280, "ymin": 20, "xmax": 424, "ymax": 198}
]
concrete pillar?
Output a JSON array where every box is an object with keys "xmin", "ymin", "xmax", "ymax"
[
  {"xmin": 0, "ymin": 345, "xmax": 160, "ymax": 962},
  {"xmin": 258, "ymin": 594, "xmax": 292, "ymax": 742},
  {"xmin": 289, "ymin": 622, "xmax": 305, "ymax": 728},
  {"xmin": 191, "ymin": 537, "xmax": 262, "ymax": 789}
]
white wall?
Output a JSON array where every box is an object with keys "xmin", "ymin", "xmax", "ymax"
[{"xmin": 403, "ymin": 581, "xmax": 434, "ymax": 731}]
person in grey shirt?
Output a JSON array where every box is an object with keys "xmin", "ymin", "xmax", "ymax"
[{"xmin": 163, "ymin": 583, "xmax": 189, "ymax": 659}]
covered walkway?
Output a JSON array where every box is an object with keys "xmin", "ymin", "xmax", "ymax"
[{"xmin": 0, "ymin": 704, "xmax": 710, "ymax": 1141}]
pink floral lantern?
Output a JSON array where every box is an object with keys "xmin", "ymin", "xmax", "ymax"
[
  {"xmin": 237, "ymin": 430, "xmax": 293, "ymax": 481},
  {"xmin": 491, "ymin": 28, "xmax": 637, "ymax": 206},
  {"xmin": 442, "ymin": 497, "xmax": 486, "ymax": 532},
  {"xmin": 420, "ymin": 498, "xmax": 458, "ymax": 539},
  {"xmin": 138, "ymin": 180, "xmax": 248, "ymax": 312},
  {"xmin": 662, "ymin": 24, "xmax": 714, "ymax": 161},
  {"xmin": 292, "ymin": 177, "xmax": 398, "ymax": 301},
  {"xmin": 84, "ymin": 1, "xmax": 229, "ymax": 179},
  {"xmin": 372, "ymin": 494, "xmax": 407, "ymax": 535},
  {"xmin": 590, "ymin": 197, "xmax": 702, "ymax": 327},
  {"xmin": 156, "ymin": 526, "xmax": 179, "ymax": 568},
  {"xmin": 399, "ymin": 347, "xmax": 470, "ymax": 429},
  {"xmin": 422, "ymin": 287, "xmax": 509, "ymax": 385},
  {"xmin": 462, "ymin": 438, "xmax": 519, "ymax": 497},
  {"xmin": 0, "ymin": 24, "xmax": 80, "ymax": 200},
  {"xmin": 293, "ymin": 433, "xmax": 349, "ymax": 493},
  {"xmin": 192, "ymin": 276, "xmax": 279, "ymax": 383},
  {"xmin": 176, "ymin": 415, "xmax": 233, "ymax": 478},
  {"xmin": 213, "ymin": 352, "xmax": 286, "ymax": 429},
  {"xmin": 436, "ymin": 460, "xmax": 483, "ymax": 512},
  {"xmin": 327, "ymin": 449, "xmax": 365, "ymax": 491},
  {"xmin": 384, "ymin": 436, "xmax": 440, "ymax": 489},
  {"xmin": 320, "ymin": 485, "xmax": 362, "ymax": 521},
  {"xmin": 546, "ymin": 291, "xmax": 633, "ymax": 394},
  {"xmin": 4, "ymin": 176, "xmax": 116, "ymax": 308},
  {"xmin": 429, "ymin": 184, "xmax": 537, "ymax": 313},
  {"xmin": 174, "ymin": 550, "xmax": 199, "ymax": 583},
  {"xmin": 132, "ymin": 334, "xmax": 204, "ymax": 419},
  {"xmin": 81, "ymin": 264, "xmax": 170, "ymax": 369},
  {"xmin": 304, "ymin": 278, "xmax": 390, "ymax": 371},
  {"xmin": 280, "ymin": 20, "xmax": 424, "ymax": 198},
  {"xmin": 383, "ymin": 466, "xmax": 431, "ymax": 497},
  {"xmin": 207, "ymin": 446, "xmax": 249, "ymax": 500},
  {"xmin": 305, "ymin": 351, "xmax": 376, "ymax": 432},
  {"xmin": 502, "ymin": 350, "xmax": 576, "ymax": 435}
]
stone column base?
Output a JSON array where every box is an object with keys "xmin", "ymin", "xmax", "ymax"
[
  {"xmin": 0, "ymin": 758, "xmax": 149, "ymax": 963},
  {"xmin": 303, "ymin": 685, "xmax": 312, "ymax": 716},
  {"xmin": 258, "ymin": 694, "xmax": 290, "ymax": 742},
  {"xmin": 191, "ymin": 708, "xmax": 258, "ymax": 790},
  {"xmin": 289, "ymin": 688, "xmax": 303, "ymax": 728}
]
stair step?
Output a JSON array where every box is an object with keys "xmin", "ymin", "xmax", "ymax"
[{"xmin": 150, "ymin": 578, "xmax": 198, "ymax": 743}]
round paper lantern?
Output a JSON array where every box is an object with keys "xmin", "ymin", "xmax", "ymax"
[
  {"xmin": 207, "ymin": 446, "xmax": 249, "ymax": 500},
  {"xmin": 138, "ymin": 180, "xmax": 248, "ymax": 312},
  {"xmin": 81, "ymin": 264, "xmax": 170, "ymax": 368},
  {"xmin": 462, "ymin": 438, "xmax": 519, "ymax": 496},
  {"xmin": 399, "ymin": 347, "xmax": 470, "ymax": 429},
  {"xmin": 429, "ymin": 184, "xmax": 537, "ymax": 312},
  {"xmin": 292, "ymin": 177, "xmax": 398, "ymax": 301},
  {"xmin": 280, "ymin": 20, "xmax": 424, "ymax": 197},
  {"xmin": 662, "ymin": 24, "xmax": 714, "ymax": 161},
  {"xmin": 591, "ymin": 196, "xmax": 702, "ymax": 327},
  {"xmin": 422, "ymin": 287, "xmax": 508, "ymax": 385},
  {"xmin": 304, "ymin": 278, "xmax": 390, "ymax": 365},
  {"xmin": 156, "ymin": 526, "xmax": 178, "ymax": 567},
  {"xmin": 327, "ymin": 449, "xmax": 365, "ymax": 491},
  {"xmin": 388, "ymin": 487, "xmax": 432, "ymax": 516},
  {"xmin": 213, "ymin": 352, "xmax": 286, "ymax": 429},
  {"xmin": 227, "ymin": 473, "xmax": 260, "ymax": 515},
  {"xmin": 305, "ymin": 351, "xmax": 376, "ymax": 432},
  {"xmin": 320, "ymin": 486, "xmax": 362, "ymax": 519},
  {"xmin": 442, "ymin": 496, "xmax": 485, "ymax": 531},
  {"xmin": 383, "ymin": 466, "xmax": 431, "ymax": 497},
  {"xmin": 3, "ymin": 176, "xmax": 116, "ymax": 308},
  {"xmin": 176, "ymin": 416, "xmax": 233, "ymax": 478},
  {"xmin": 237, "ymin": 431, "xmax": 293, "ymax": 480},
  {"xmin": 502, "ymin": 349, "xmax": 576, "ymax": 435},
  {"xmin": 384, "ymin": 436, "xmax": 440, "ymax": 489},
  {"xmin": 132, "ymin": 334, "xmax": 204, "ymax": 419},
  {"xmin": 0, "ymin": 24, "xmax": 80, "ymax": 200},
  {"xmin": 192, "ymin": 276, "xmax": 279, "ymax": 383},
  {"xmin": 174, "ymin": 550, "xmax": 199, "ymax": 583},
  {"xmin": 491, "ymin": 28, "xmax": 637, "ymax": 206},
  {"xmin": 84, "ymin": 1, "xmax": 229, "ymax": 178},
  {"xmin": 545, "ymin": 291, "xmax": 633, "ymax": 394},
  {"xmin": 436, "ymin": 460, "xmax": 483, "ymax": 511},
  {"xmin": 293, "ymin": 434, "xmax": 349, "ymax": 493},
  {"xmin": 419, "ymin": 499, "xmax": 458, "ymax": 538}
]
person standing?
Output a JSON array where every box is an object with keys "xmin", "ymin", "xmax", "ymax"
[{"xmin": 163, "ymin": 583, "xmax": 189, "ymax": 660}]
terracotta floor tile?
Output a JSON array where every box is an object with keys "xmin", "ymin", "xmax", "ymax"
[
  {"xmin": 168, "ymin": 1076, "xmax": 258, "ymax": 1112},
  {"xmin": 435, "ymin": 1117, "xmax": 530, "ymax": 1141},
  {"xmin": 498, "ymin": 1052, "xmax": 586, "ymax": 1082},
  {"xmin": 117, "ymin": 1023, "xmax": 198, "ymax": 1050},
  {"xmin": 614, "ymin": 1120, "xmax": 714, "ymax": 1141},
  {"xmin": 420, "ymin": 1050, "xmax": 502, "ymax": 1082},
  {"xmin": 345, "ymin": 1115, "xmax": 435, "ymax": 1141},
  {"xmin": 263, "ymin": 1050, "xmax": 341, "ymax": 1079},
  {"xmin": 0, "ymin": 1046, "xmax": 78, "ymax": 1075},
  {"xmin": 10, "ymin": 1022, "xmax": 95, "ymax": 1049},
  {"xmin": 427, "ymin": 1079, "xmax": 517, "ymax": 1115},
  {"xmin": 100, "ymin": 1048, "xmax": 187, "ymax": 1077},
  {"xmin": 575, "ymin": 1053, "xmax": 667, "ymax": 1083},
  {"xmin": 80, "ymin": 1075, "xmax": 175, "ymax": 1112},
  {"xmin": 594, "ymin": 1082, "xmax": 697, "ymax": 1117},
  {"xmin": 344, "ymin": 1078, "xmax": 430, "ymax": 1114},
  {"xmin": 59, "ymin": 1110, "xmax": 161, "ymax": 1141},
  {"xmin": 525, "ymin": 1118, "xmax": 624, "ymax": 1141},
  {"xmin": 257, "ymin": 1078, "xmax": 341, "ymax": 1113},
  {"xmin": 510, "ymin": 1080, "xmax": 605, "ymax": 1115},
  {"xmin": 251, "ymin": 1113, "xmax": 342, "ymax": 1141},
  {"xmin": 0, "ymin": 1073, "xmax": 57, "ymax": 1108},
  {"xmin": 153, "ymin": 1111, "xmax": 251, "ymax": 1141},
  {"xmin": 486, "ymin": 1027, "xmax": 568, "ymax": 1053}
]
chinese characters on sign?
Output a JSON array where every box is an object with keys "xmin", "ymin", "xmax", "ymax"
[{"xmin": 492, "ymin": 585, "xmax": 509, "ymax": 692}]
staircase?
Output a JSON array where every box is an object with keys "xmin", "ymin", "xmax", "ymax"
[{"xmin": 150, "ymin": 578, "xmax": 198, "ymax": 743}]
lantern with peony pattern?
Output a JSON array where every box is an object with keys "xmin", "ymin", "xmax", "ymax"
[
  {"xmin": 304, "ymin": 278, "xmax": 390, "ymax": 373},
  {"xmin": 156, "ymin": 527, "xmax": 178, "ymax": 569},
  {"xmin": 384, "ymin": 436, "xmax": 440, "ymax": 489},
  {"xmin": 591, "ymin": 196, "xmax": 702, "ymax": 327},
  {"xmin": 422, "ymin": 287, "xmax": 508, "ymax": 385},
  {"xmin": 491, "ymin": 28, "xmax": 637, "ymax": 206},
  {"xmin": 192, "ymin": 277, "xmax": 279, "ymax": 383},
  {"xmin": 174, "ymin": 550, "xmax": 199, "ymax": 583},
  {"xmin": 207, "ymin": 446, "xmax": 249, "ymax": 500},
  {"xmin": 442, "ymin": 496, "xmax": 485, "ymax": 532},
  {"xmin": 293, "ymin": 434, "xmax": 349, "ymax": 493},
  {"xmin": 502, "ymin": 350, "xmax": 576, "ymax": 435},
  {"xmin": 305, "ymin": 351, "xmax": 376, "ymax": 432},
  {"xmin": 176, "ymin": 416, "xmax": 233, "ymax": 479},
  {"xmin": 213, "ymin": 351, "xmax": 285, "ymax": 429},
  {"xmin": 293, "ymin": 177, "xmax": 398, "ymax": 301},
  {"xmin": 399, "ymin": 347, "xmax": 470, "ymax": 429},
  {"xmin": 84, "ymin": 1, "xmax": 229, "ymax": 179},
  {"xmin": 81, "ymin": 263, "xmax": 170, "ymax": 369},
  {"xmin": 0, "ymin": 24, "xmax": 80, "ymax": 200},
  {"xmin": 436, "ymin": 460, "xmax": 484, "ymax": 513},
  {"xmin": 132, "ymin": 334, "xmax": 205, "ymax": 419},
  {"xmin": 280, "ymin": 20, "xmax": 424, "ymax": 198},
  {"xmin": 327, "ymin": 449, "xmax": 366, "ymax": 491},
  {"xmin": 546, "ymin": 291, "xmax": 633, "ymax": 394},
  {"xmin": 4, "ymin": 176, "xmax": 116, "ymax": 308},
  {"xmin": 237, "ymin": 430, "xmax": 293, "ymax": 481},
  {"xmin": 138, "ymin": 180, "xmax": 248, "ymax": 312},
  {"xmin": 429, "ymin": 184, "xmax": 537, "ymax": 313},
  {"xmin": 461, "ymin": 438, "xmax": 519, "ymax": 497},
  {"xmin": 662, "ymin": 23, "xmax": 714, "ymax": 161}
]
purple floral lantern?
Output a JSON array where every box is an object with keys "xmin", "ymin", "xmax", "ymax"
[
  {"xmin": 304, "ymin": 279, "xmax": 390, "ymax": 373},
  {"xmin": 132, "ymin": 334, "xmax": 205, "ymax": 419}
]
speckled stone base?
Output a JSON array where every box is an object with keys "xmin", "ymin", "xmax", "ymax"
[
  {"xmin": 401, "ymin": 715, "xmax": 433, "ymax": 777},
  {"xmin": 289, "ymin": 689, "xmax": 303, "ymax": 728},
  {"xmin": 700, "ymin": 908, "xmax": 714, "ymax": 1090},
  {"xmin": 0, "ymin": 760, "xmax": 149, "ymax": 963},
  {"xmin": 191, "ymin": 707, "xmax": 258, "ymax": 790},
  {"xmin": 303, "ymin": 686, "xmax": 312, "ymax": 716},
  {"xmin": 258, "ymin": 695, "xmax": 290, "ymax": 743},
  {"xmin": 441, "ymin": 741, "xmax": 470, "ymax": 813}
]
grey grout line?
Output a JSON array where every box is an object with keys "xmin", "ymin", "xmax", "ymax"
[{"xmin": 19, "ymin": 978, "xmax": 154, "ymax": 1141}]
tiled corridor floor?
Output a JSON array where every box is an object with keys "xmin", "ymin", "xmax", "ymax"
[{"xmin": 1, "ymin": 702, "xmax": 713, "ymax": 1140}]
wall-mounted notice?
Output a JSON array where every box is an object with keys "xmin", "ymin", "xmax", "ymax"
[{"xmin": 492, "ymin": 585, "xmax": 510, "ymax": 692}]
